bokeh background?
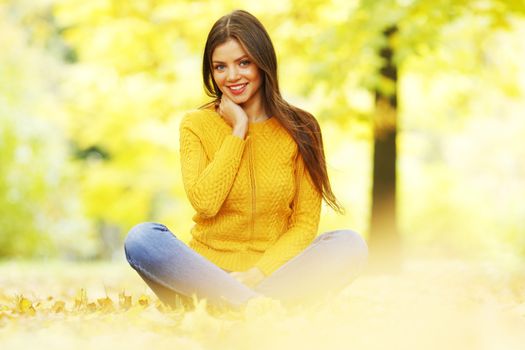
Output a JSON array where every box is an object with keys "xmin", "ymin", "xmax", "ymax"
[{"xmin": 1, "ymin": 0, "xmax": 524, "ymax": 268}]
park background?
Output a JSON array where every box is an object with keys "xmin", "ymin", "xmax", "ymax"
[{"xmin": 1, "ymin": 0, "xmax": 525, "ymax": 349}]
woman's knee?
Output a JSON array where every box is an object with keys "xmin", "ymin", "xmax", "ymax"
[
  {"xmin": 321, "ymin": 229, "xmax": 369, "ymax": 265},
  {"xmin": 124, "ymin": 222, "xmax": 169, "ymax": 265}
]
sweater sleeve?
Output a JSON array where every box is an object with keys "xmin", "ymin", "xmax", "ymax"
[
  {"xmin": 179, "ymin": 114, "xmax": 247, "ymax": 218},
  {"xmin": 255, "ymin": 153, "xmax": 322, "ymax": 276}
]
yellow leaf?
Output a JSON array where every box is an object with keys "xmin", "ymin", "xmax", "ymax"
[
  {"xmin": 97, "ymin": 297, "xmax": 115, "ymax": 312},
  {"xmin": 119, "ymin": 291, "xmax": 132, "ymax": 310},
  {"xmin": 138, "ymin": 294, "xmax": 149, "ymax": 307},
  {"xmin": 52, "ymin": 300, "xmax": 66, "ymax": 313},
  {"xmin": 74, "ymin": 288, "xmax": 88, "ymax": 309},
  {"xmin": 87, "ymin": 302, "xmax": 97, "ymax": 312},
  {"xmin": 16, "ymin": 296, "xmax": 36, "ymax": 316}
]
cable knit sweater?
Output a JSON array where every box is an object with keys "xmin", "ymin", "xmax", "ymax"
[{"xmin": 179, "ymin": 107, "xmax": 322, "ymax": 276}]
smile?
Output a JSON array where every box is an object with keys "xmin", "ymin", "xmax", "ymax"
[{"xmin": 228, "ymin": 83, "xmax": 248, "ymax": 95}]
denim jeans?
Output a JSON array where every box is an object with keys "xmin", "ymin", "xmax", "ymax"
[{"xmin": 124, "ymin": 222, "xmax": 368, "ymax": 309}]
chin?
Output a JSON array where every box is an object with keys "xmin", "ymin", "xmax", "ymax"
[{"xmin": 230, "ymin": 95, "xmax": 249, "ymax": 104}]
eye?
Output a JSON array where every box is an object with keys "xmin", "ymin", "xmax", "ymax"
[
  {"xmin": 214, "ymin": 64, "xmax": 225, "ymax": 71},
  {"xmin": 240, "ymin": 60, "xmax": 251, "ymax": 67}
]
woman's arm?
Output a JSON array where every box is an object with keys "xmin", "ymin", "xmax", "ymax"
[
  {"xmin": 179, "ymin": 114, "xmax": 248, "ymax": 218},
  {"xmin": 255, "ymin": 154, "xmax": 322, "ymax": 276}
]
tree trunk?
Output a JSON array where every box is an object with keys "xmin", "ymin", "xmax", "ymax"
[{"xmin": 368, "ymin": 25, "xmax": 401, "ymax": 271}]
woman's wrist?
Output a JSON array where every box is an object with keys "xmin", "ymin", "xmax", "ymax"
[{"xmin": 232, "ymin": 121, "xmax": 248, "ymax": 139}]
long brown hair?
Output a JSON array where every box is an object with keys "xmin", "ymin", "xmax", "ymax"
[{"xmin": 201, "ymin": 10, "xmax": 344, "ymax": 214}]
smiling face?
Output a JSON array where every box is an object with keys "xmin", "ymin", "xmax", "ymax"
[{"xmin": 211, "ymin": 38, "xmax": 262, "ymax": 107}]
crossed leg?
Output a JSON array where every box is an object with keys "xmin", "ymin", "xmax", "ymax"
[{"xmin": 124, "ymin": 222, "xmax": 368, "ymax": 309}]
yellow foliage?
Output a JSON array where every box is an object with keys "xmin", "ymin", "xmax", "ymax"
[
  {"xmin": 1, "ymin": 260, "xmax": 525, "ymax": 349},
  {"xmin": 15, "ymin": 296, "xmax": 36, "ymax": 316}
]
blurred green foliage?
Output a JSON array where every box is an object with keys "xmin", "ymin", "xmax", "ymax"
[{"xmin": 0, "ymin": 0, "xmax": 524, "ymax": 262}]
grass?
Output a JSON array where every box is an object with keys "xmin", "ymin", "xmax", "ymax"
[{"xmin": 1, "ymin": 257, "xmax": 524, "ymax": 350}]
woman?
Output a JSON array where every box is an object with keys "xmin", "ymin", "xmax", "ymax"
[{"xmin": 124, "ymin": 10, "xmax": 368, "ymax": 309}]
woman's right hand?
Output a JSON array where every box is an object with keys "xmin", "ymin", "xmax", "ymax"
[{"xmin": 215, "ymin": 95, "xmax": 248, "ymax": 138}]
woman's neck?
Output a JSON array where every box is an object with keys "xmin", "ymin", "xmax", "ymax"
[{"xmin": 241, "ymin": 94, "xmax": 269, "ymax": 123}]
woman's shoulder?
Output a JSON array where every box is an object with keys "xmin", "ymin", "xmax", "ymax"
[{"xmin": 180, "ymin": 106, "xmax": 222, "ymax": 130}]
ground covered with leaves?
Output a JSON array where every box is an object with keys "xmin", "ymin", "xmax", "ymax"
[{"xmin": 1, "ymin": 257, "xmax": 524, "ymax": 350}]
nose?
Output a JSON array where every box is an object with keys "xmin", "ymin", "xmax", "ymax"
[{"xmin": 226, "ymin": 66, "xmax": 240, "ymax": 82}]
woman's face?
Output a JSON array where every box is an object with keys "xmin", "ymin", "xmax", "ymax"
[{"xmin": 211, "ymin": 38, "xmax": 262, "ymax": 106}]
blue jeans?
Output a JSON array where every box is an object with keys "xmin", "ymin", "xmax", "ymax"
[{"xmin": 124, "ymin": 222, "xmax": 368, "ymax": 308}]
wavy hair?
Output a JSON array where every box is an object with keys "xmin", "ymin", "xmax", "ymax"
[{"xmin": 201, "ymin": 10, "xmax": 344, "ymax": 213}]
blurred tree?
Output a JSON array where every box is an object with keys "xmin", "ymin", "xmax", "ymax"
[
  {"xmin": 303, "ymin": 0, "xmax": 525, "ymax": 269},
  {"xmin": 0, "ymin": 3, "xmax": 96, "ymax": 259},
  {"xmin": 369, "ymin": 25, "xmax": 400, "ymax": 268}
]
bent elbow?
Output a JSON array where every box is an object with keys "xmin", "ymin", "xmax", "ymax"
[
  {"xmin": 186, "ymin": 185, "xmax": 224, "ymax": 218},
  {"xmin": 194, "ymin": 205, "xmax": 220, "ymax": 218},
  {"xmin": 188, "ymin": 194, "xmax": 221, "ymax": 218}
]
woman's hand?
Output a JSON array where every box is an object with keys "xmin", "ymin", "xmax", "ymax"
[
  {"xmin": 230, "ymin": 267, "xmax": 265, "ymax": 288},
  {"xmin": 215, "ymin": 95, "xmax": 248, "ymax": 138}
]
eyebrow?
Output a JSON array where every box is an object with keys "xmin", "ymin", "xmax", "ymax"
[{"xmin": 212, "ymin": 55, "xmax": 249, "ymax": 64}]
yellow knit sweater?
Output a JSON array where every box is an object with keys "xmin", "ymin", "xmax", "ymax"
[{"xmin": 179, "ymin": 108, "xmax": 322, "ymax": 276}]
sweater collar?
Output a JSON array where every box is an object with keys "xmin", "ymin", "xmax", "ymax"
[{"xmin": 248, "ymin": 116, "xmax": 279, "ymax": 131}]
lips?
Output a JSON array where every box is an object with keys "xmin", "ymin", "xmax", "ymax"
[{"xmin": 228, "ymin": 83, "xmax": 248, "ymax": 95}]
